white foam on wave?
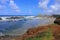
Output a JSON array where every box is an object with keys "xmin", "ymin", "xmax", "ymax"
[
  {"xmin": 0, "ymin": 17, "xmax": 24, "ymax": 22},
  {"xmin": 5, "ymin": 17, "xmax": 56, "ymax": 36}
]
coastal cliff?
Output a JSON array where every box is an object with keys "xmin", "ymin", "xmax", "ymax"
[
  {"xmin": 0, "ymin": 24, "xmax": 60, "ymax": 40},
  {"xmin": 15, "ymin": 24, "xmax": 60, "ymax": 40}
]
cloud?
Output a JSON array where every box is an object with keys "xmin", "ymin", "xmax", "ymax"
[
  {"xmin": 55, "ymin": 0, "xmax": 60, "ymax": 3},
  {"xmin": 38, "ymin": 0, "xmax": 50, "ymax": 9},
  {"xmin": 38, "ymin": 0, "xmax": 60, "ymax": 15},
  {"xmin": 0, "ymin": 0, "xmax": 20, "ymax": 13},
  {"xmin": 0, "ymin": 0, "xmax": 8, "ymax": 10},
  {"xmin": 50, "ymin": 5, "xmax": 57, "ymax": 10},
  {"xmin": 49, "ymin": 0, "xmax": 60, "ymax": 14},
  {"xmin": 50, "ymin": 3, "xmax": 60, "ymax": 11},
  {"xmin": 9, "ymin": 0, "xmax": 20, "ymax": 13},
  {"xmin": 46, "ymin": 3, "xmax": 60, "ymax": 15}
]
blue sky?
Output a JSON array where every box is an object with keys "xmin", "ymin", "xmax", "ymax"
[{"xmin": 0, "ymin": 0, "xmax": 60, "ymax": 15}]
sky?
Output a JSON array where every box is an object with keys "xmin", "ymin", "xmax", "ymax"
[{"xmin": 0, "ymin": 0, "xmax": 60, "ymax": 15}]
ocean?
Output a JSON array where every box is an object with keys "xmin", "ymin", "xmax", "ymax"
[{"xmin": 0, "ymin": 16, "xmax": 55, "ymax": 36}]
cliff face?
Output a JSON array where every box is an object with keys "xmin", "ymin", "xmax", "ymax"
[
  {"xmin": 15, "ymin": 24, "xmax": 60, "ymax": 40},
  {"xmin": 54, "ymin": 18, "xmax": 60, "ymax": 25},
  {"xmin": 52, "ymin": 15, "xmax": 60, "ymax": 18},
  {"xmin": 52, "ymin": 15, "xmax": 60, "ymax": 25}
]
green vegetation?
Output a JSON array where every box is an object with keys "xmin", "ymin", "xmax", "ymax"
[
  {"xmin": 37, "ymin": 14, "xmax": 43, "ymax": 17},
  {"xmin": 43, "ymin": 28, "xmax": 53, "ymax": 40},
  {"xmin": 25, "ymin": 27, "xmax": 53, "ymax": 40}
]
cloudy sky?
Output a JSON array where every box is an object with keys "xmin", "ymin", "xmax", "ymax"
[{"xmin": 0, "ymin": 0, "xmax": 60, "ymax": 15}]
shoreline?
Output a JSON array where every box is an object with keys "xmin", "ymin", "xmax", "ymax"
[
  {"xmin": 0, "ymin": 24, "xmax": 60, "ymax": 40},
  {"xmin": 15, "ymin": 24, "xmax": 60, "ymax": 40}
]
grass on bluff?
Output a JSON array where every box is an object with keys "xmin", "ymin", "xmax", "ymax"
[{"xmin": 25, "ymin": 27, "xmax": 53, "ymax": 40}]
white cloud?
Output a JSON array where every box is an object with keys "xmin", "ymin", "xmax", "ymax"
[
  {"xmin": 9, "ymin": 0, "xmax": 20, "ymax": 13},
  {"xmin": 38, "ymin": 0, "xmax": 50, "ymax": 9},
  {"xmin": 0, "ymin": 0, "xmax": 20, "ymax": 13},
  {"xmin": 38, "ymin": 0, "xmax": 60, "ymax": 15},
  {"xmin": 0, "ymin": 0, "xmax": 9, "ymax": 10},
  {"xmin": 49, "ymin": 3, "xmax": 60, "ymax": 14},
  {"xmin": 50, "ymin": 5, "xmax": 57, "ymax": 10},
  {"xmin": 50, "ymin": 3, "xmax": 60, "ymax": 11},
  {"xmin": 55, "ymin": 0, "xmax": 60, "ymax": 4}
]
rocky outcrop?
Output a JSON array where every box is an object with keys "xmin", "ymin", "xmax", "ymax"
[
  {"xmin": 0, "ymin": 18, "xmax": 2, "ymax": 20},
  {"xmin": 15, "ymin": 24, "xmax": 60, "ymax": 40},
  {"xmin": 52, "ymin": 15, "xmax": 60, "ymax": 25},
  {"xmin": 54, "ymin": 19, "xmax": 60, "ymax": 25}
]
